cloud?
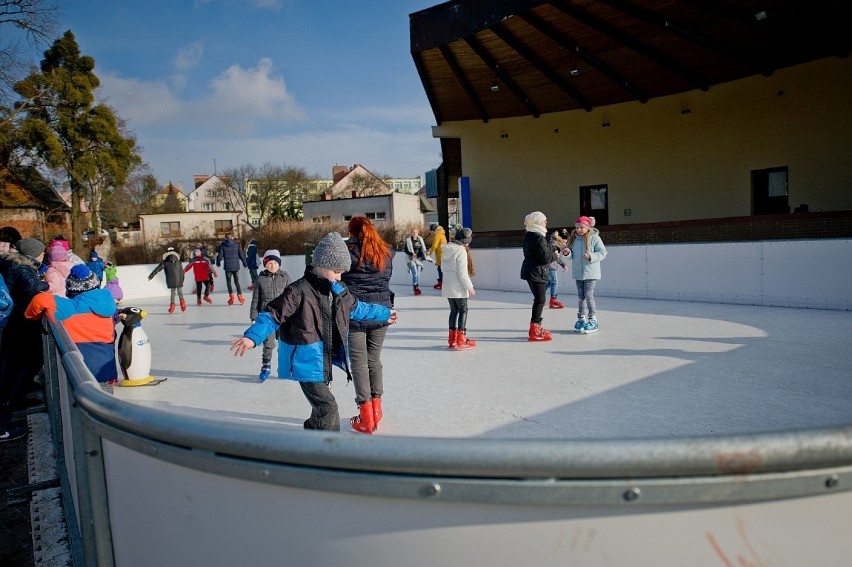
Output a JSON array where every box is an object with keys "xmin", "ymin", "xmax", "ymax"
[
  {"xmin": 98, "ymin": 57, "xmax": 304, "ymax": 138},
  {"xmin": 199, "ymin": 58, "xmax": 304, "ymax": 131},
  {"xmin": 173, "ymin": 41, "xmax": 204, "ymax": 73}
]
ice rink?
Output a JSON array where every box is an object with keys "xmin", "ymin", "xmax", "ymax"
[{"xmin": 112, "ymin": 287, "xmax": 852, "ymax": 440}]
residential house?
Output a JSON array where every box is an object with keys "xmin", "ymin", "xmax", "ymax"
[
  {"xmin": 139, "ymin": 211, "xmax": 246, "ymax": 249},
  {"xmin": 0, "ymin": 165, "xmax": 71, "ymax": 243},
  {"xmin": 151, "ymin": 182, "xmax": 188, "ymax": 211},
  {"xmin": 186, "ymin": 175, "xmax": 238, "ymax": 214},
  {"xmin": 302, "ymin": 191, "xmax": 432, "ymax": 228}
]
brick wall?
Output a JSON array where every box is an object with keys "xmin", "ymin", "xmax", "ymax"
[{"xmin": 472, "ymin": 211, "xmax": 852, "ymax": 249}]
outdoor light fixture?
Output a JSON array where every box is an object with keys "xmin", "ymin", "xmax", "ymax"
[
  {"xmin": 569, "ymin": 67, "xmax": 580, "ymax": 77},
  {"xmin": 754, "ymin": 10, "xmax": 767, "ymax": 21},
  {"xmin": 490, "ymin": 84, "xmax": 500, "ymax": 92}
]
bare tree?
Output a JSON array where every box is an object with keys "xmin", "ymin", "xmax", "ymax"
[
  {"xmin": 347, "ymin": 172, "xmax": 391, "ymax": 197},
  {"xmin": 222, "ymin": 162, "xmax": 314, "ymax": 228},
  {"xmin": 0, "ymin": 0, "xmax": 60, "ymax": 104}
]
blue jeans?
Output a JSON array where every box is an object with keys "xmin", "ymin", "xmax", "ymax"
[
  {"xmin": 546, "ymin": 268, "xmax": 558, "ymax": 297},
  {"xmin": 407, "ymin": 259, "xmax": 423, "ymax": 286},
  {"xmin": 576, "ymin": 279, "xmax": 598, "ymax": 317}
]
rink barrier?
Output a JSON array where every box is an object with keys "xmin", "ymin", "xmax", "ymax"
[{"xmin": 42, "ymin": 312, "xmax": 852, "ymax": 566}]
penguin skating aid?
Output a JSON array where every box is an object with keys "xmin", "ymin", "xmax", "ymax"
[{"xmin": 117, "ymin": 307, "xmax": 166, "ymax": 386}]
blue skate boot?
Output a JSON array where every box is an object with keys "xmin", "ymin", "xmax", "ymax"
[
  {"xmin": 573, "ymin": 314, "xmax": 586, "ymax": 333},
  {"xmin": 582, "ymin": 316, "xmax": 599, "ymax": 334},
  {"xmin": 258, "ymin": 362, "xmax": 271, "ymax": 383}
]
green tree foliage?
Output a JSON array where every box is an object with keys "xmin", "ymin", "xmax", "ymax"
[
  {"xmin": 13, "ymin": 30, "xmax": 140, "ymax": 250},
  {"xmin": 223, "ymin": 162, "xmax": 315, "ymax": 229}
]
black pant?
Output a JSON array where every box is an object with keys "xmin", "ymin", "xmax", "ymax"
[
  {"xmin": 300, "ymin": 381, "xmax": 340, "ymax": 431},
  {"xmin": 0, "ymin": 313, "xmax": 43, "ymax": 426},
  {"xmin": 224, "ymin": 271, "xmax": 241, "ymax": 295},
  {"xmin": 527, "ymin": 280, "xmax": 547, "ymax": 324},
  {"xmin": 447, "ymin": 297, "xmax": 469, "ymax": 330},
  {"xmin": 195, "ymin": 280, "xmax": 211, "ymax": 299}
]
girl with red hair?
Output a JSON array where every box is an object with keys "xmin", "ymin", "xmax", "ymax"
[{"xmin": 342, "ymin": 217, "xmax": 395, "ymax": 434}]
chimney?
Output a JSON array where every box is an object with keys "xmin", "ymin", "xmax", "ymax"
[
  {"xmin": 332, "ymin": 165, "xmax": 348, "ymax": 182},
  {"xmin": 352, "ymin": 190, "xmax": 358, "ymax": 199}
]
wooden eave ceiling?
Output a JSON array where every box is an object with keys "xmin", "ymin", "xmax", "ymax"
[{"xmin": 410, "ymin": 0, "xmax": 852, "ymax": 124}]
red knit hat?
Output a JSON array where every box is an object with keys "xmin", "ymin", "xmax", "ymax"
[{"xmin": 575, "ymin": 216, "xmax": 594, "ymax": 227}]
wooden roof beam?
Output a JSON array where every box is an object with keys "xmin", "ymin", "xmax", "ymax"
[
  {"xmin": 549, "ymin": 0, "xmax": 709, "ymax": 92},
  {"xmin": 465, "ymin": 35, "xmax": 541, "ymax": 118},
  {"xmin": 521, "ymin": 10, "xmax": 649, "ymax": 104},
  {"xmin": 598, "ymin": 0, "xmax": 774, "ymax": 77},
  {"xmin": 411, "ymin": 51, "xmax": 445, "ymax": 125},
  {"xmin": 491, "ymin": 23, "xmax": 593, "ymax": 111},
  {"xmin": 438, "ymin": 45, "xmax": 491, "ymax": 123}
]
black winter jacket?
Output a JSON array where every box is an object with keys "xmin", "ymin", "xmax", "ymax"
[
  {"xmin": 520, "ymin": 231, "xmax": 557, "ymax": 284},
  {"xmin": 342, "ymin": 238, "xmax": 394, "ymax": 331},
  {"xmin": 250, "ymin": 269, "xmax": 292, "ymax": 320},
  {"xmin": 148, "ymin": 251, "xmax": 185, "ymax": 288}
]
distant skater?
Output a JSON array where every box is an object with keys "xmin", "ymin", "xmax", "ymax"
[
  {"xmin": 520, "ymin": 211, "xmax": 558, "ymax": 342},
  {"xmin": 442, "ymin": 225, "xmax": 476, "ymax": 350},
  {"xmin": 565, "ymin": 216, "xmax": 607, "ymax": 334}
]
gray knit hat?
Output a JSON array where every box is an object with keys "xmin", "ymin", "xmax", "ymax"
[
  {"xmin": 311, "ymin": 232, "xmax": 351, "ymax": 272},
  {"xmin": 452, "ymin": 224, "xmax": 473, "ymax": 245},
  {"xmin": 15, "ymin": 238, "xmax": 46, "ymax": 259}
]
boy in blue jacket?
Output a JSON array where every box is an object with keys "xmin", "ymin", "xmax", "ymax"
[{"xmin": 230, "ymin": 232, "xmax": 397, "ymax": 431}]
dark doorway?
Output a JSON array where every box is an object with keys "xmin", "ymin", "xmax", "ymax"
[
  {"xmin": 752, "ymin": 167, "xmax": 789, "ymax": 215},
  {"xmin": 579, "ymin": 184, "xmax": 609, "ymax": 226}
]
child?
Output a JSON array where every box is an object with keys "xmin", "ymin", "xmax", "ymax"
[
  {"xmin": 184, "ymin": 248, "xmax": 217, "ymax": 305},
  {"xmin": 565, "ymin": 216, "xmax": 608, "ymax": 334},
  {"xmin": 193, "ymin": 242, "xmax": 216, "ymax": 293},
  {"xmin": 547, "ymin": 230, "xmax": 569, "ymax": 309},
  {"xmin": 245, "ymin": 238, "xmax": 260, "ymax": 291},
  {"xmin": 104, "ymin": 277, "xmax": 124, "ymax": 305},
  {"xmin": 427, "ymin": 223, "xmax": 446, "ymax": 289},
  {"xmin": 403, "ymin": 227, "xmax": 428, "ymax": 295},
  {"xmin": 441, "ymin": 224, "xmax": 476, "ymax": 350},
  {"xmin": 230, "ymin": 232, "xmax": 397, "ymax": 431},
  {"xmin": 148, "ymin": 247, "xmax": 186, "ymax": 313},
  {"xmin": 86, "ymin": 250, "xmax": 106, "ymax": 285},
  {"xmin": 104, "ymin": 261, "xmax": 118, "ymax": 284},
  {"xmin": 25, "ymin": 264, "xmax": 119, "ymax": 394},
  {"xmin": 249, "ymin": 249, "xmax": 292, "ymax": 382}
]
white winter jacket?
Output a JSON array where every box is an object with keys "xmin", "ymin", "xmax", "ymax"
[{"xmin": 440, "ymin": 242, "xmax": 474, "ymax": 299}]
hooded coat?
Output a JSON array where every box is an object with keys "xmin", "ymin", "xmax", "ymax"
[{"xmin": 148, "ymin": 250, "xmax": 185, "ymax": 288}]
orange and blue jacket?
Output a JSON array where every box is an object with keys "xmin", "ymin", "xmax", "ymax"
[{"xmin": 25, "ymin": 289, "xmax": 118, "ymax": 382}]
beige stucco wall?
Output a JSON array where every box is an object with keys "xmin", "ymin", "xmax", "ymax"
[
  {"xmin": 303, "ymin": 193, "xmax": 424, "ymax": 227},
  {"xmin": 433, "ymin": 57, "xmax": 852, "ymax": 232},
  {"xmin": 139, "ymin": 212, "xmax": 246, "ymax": 245}
]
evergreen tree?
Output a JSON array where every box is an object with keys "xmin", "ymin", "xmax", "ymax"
[{"xmin": 13, "ymin": 30, "xmax": 139, "ymax": 250}]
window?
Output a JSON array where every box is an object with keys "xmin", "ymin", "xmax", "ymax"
[
  {"xmin": 222, "ymin": 202, "xmax": 232, "ymax": 211},
  {"xmin": 579, "ymin": 184, "xmax": 609, "ymax": 226},
  {"xmin": 250, "ymin": 205, "xmax": 259, "ymax": 213},
  {"xmin": 203, "ymin": 203, "xmax": 213, "ymax": 212},
  {"xmin": 250, "ymin": 218, "xmax": 260, "ymax": 225},
  {"xmin": 366, "ymin": 211, "xmax": 387, "ymax": 221},
  {"xmin": 343, "ymin": 214, "xmax": 353, "ymax": 221},
  {"xmin": 752, "ymin": 166, "xmax": 789, "ymax": 215},
  {"xmin": 214, "ymin": 220, "xmax": 233, "ymax": 234},
  {"xmin": 160, "ymin": 222, "xmax": 181, "ymax": 236},
  {"xmin": 206, "ymin": 190, "xmax": 214, "ymax": 197},
  {"xmin": 312, "ymin": 216, "xmax": 331, "ymax": 223}
]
